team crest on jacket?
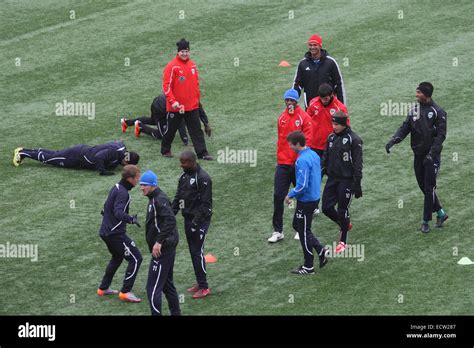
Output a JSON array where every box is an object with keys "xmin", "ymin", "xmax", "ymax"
[
  {"xmin": 330, "ymin": 109, "xmax": 336, "ymax": 115},
  {"xmin": 190, "ymin": 178, "xmax": 195, "ymax": 185},
  {"xmin": 428, "ymin": 112, "xmax": 434, "ymax": 119},
  {"xmin": 295, "ymin": 120, "xmax": 300, "ymax": 127},
  {"xmin": 179, "ymin": 76, "xmax": 186, "ymax": 82},
  {"xmin": 343, "ymin": 138, "xmax": 348, "ymax": 145}
]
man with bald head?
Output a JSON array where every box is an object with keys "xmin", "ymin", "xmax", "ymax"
[{"xmin": 172, "ymin": 151, "xmax": 213, "ymax": 299}]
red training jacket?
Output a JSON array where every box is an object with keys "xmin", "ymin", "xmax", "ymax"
[
  {"xmin": 306, "ymin": 96, "xmax": 349, "ymax": 150},
  {"xmin": 162, "ymin": 55, "xmax": 200, "ymax": 112},
  {"xmin": 277, "ymin": 105, "xmax": 313, "ymax": 165}
]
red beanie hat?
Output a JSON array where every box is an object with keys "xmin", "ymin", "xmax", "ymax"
[{"xmin": 308, "ymin": 34, "xmax": 322, "ymax": 47}]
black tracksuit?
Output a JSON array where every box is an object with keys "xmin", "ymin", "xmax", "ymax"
[
  {"xmin": 125, "ymin": 94, "xmax": 209, "ymax": 145},
  {"xmin": 98, "ymin": 179, "xmax": 142, "ymax": 293},
  {"xmin": 172, "ymin": 165, "xmax": 212, "ymax": 290},
  {"xmin": 390, "ymin": 100, "xmax": 447, "ymax": 221},
  {"xmin": 19, "ymin": 141, "xmax": 127, "ymax": 175},
  {"xmin": 322, "ymin": 128, "xmax": 363, "ymax": 243},
  {"xmin": 144, "ymin": 188, "xmax": 180, "ymax": 316},
  {"xmin": 293, "ymin": 49, "xmax": 346, "ymax": 107}
]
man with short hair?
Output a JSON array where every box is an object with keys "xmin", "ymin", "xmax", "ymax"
[
  {"xmin": 293, "ymin": 34, "xmax": 346, "ymax": 108},
  {"xmin": 13, "ymin": 141, "xmax": 139, "ymax": 176},
  {"xmin": 120, "ymin": 94, "xmax": 212, "ymax": 145},
  {"xmin": 97, "ymin": 165, "xmax": 143, "ymax": 303},
  {"xmin": 268, "ymin": 88, "xmax": 313, "ymax": 243},
  {"xmin": 322, "ymin": 112, "xmax": 363, "ymax": 254},
  {"xmin": 172, "ymin": 150, "xmax": 212, "ymax": 299},
  {"xmin": 285, "ymin": 131, "xmax": 328, "ymax": 275},
  {"xmin": 161, "ymin": 38, "xmax": 212, "ymax": 160},
  {"xmin": 140, "ymin": 170, "xmax": 181, "ymax": 316},
  {"xmin": 386, "ymin": 82, "xmax": 448, "ymax": 233}
]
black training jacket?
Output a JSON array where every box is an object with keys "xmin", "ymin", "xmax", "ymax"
[
  {"xmin": 322, "ymin": 127, "xmax": 363, "ymax": 182},
  {"xmin": 293, "ymin": 49, "xmax": 346, "ymax": 107},
  {"xmin": 172, "ymin": 164, "xmax": 212, "ymax": 224},
  {"xmin": 391, "ymin": 100, "xmax": 447, "ymax": 156}
]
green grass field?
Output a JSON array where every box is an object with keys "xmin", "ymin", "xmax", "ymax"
[{"xmin": 1, "ymin": 0, "xmax": 473, "ymax": 315}]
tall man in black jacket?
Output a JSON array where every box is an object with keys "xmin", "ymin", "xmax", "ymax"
[
  {"xmin": 322, "ymin": 112, "xmax": 363, "ymax": 254},
  {"xmin": 172, "ymin": 151, "xmax": 212, "ymax": 299},
  {"xmin": 97, "ymin": 165, "xmax": 143, "ymax": 303},
  {"xmin": 140, "ymin": 170, "xmax": 181, "ymax": 316},
  {"xmin": 386, "ymin": 82, "xmax": 448, "ymax": 233},
  {"xmin": 293, "ymin": 34, "xmax": 346, "ymax": 108},
  {"xmin": 13, "ymin": 141, "xmax": 139, "ymax": 176},
  {"xmin": 121, "ymin": 94, "xmax": 212, "ymax": 145}
]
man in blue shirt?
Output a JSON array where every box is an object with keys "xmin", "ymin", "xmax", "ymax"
[{"xmin": 285, "ymin": 131, "xmax": 328, "ymax": 275}]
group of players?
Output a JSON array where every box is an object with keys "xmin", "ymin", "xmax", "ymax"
[{"xmin": 11, "ymin": 34, "xmax": 449, "ymax": 312}]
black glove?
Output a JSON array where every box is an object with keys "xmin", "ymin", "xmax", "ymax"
[
  {"xmin": 100, "ymin": 170, "xmax": 115, "ymax": 176},
  {"xmin": 423, "ymin": 153, "xmax": 433, "ymax": 166},
  {"xmin": 100, "ymin": 210, "xmax": 104, "ymax": 216},
  {"xmin": 190, "ymin": 220, "xmax": 199, "ymax": 232},
  {"xmin": 385, "ymin": 139, "xmax": 395, "ymax": 154},
  {"xmin": 204, "ymin": 124, "xmax": 212, "ymax": 137},
  {"xmin": 131, "ymin": 214, "xmax": 141, "ymax": 228},
  {"xmin": 351, "ymin": 179, "xmax": 363, "ymax": 199}
]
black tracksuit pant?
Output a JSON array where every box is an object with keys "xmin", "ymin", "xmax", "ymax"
[
  {"xmin": 273, "ymin": 164, "xmax": 296, "ymax": 233},
  {"xmin": 414, "ymin": 153, "xmax": 442, "ymax": 222},
  {"xmin": 160, "ymin": 109, "xmax": 208, "ymax": 158},
  {"xmin": 292, "ymin": 200, "xmax": 325, "ymax": 269},
  {"xmin": 19, "ymin": 145, "xmax": 85, "ymax": 168},
  {"xmin": 184, "ymin": 217, "xmax": 210, "ymax": 289},
  {"xmin": 146, "ymin": 249, "xmax": 181, "ymax": 316},
  {"xmin": 126, "ymin": 116, "xmax": 189, "ymax": 144},
  {"xmin": 99, "ymin": 233, "xmax": 143, "ymax": 293},
  {"xmin": 322, "ymin": 177, "xmax": 352, "ymax": 243}
]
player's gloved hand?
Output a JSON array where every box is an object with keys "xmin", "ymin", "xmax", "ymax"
[
  {"xmin": 100, "ymin": 210, "xmax": 104, "ymax": 216},
  {"xmin": 385, "ymin": 139, "xmax": 395, "ymax": 154},
  {"xmin": 100, "ymin": 170, "xmax": 115, "ymax": 176},
  {"xmin": 131, "ymin": 214, "xmax": 141, "ymax": 228},
  {"xmin": 204, "ymin": 124, "xmax": 212, "ymax": 137},
  {"xmin": 351, "ymin": 179, "xmax": 363, "ymax": 199},
  {"xmin": 190, "ymin": 221, "xmax": 199, "ymax": 233},
  {"xmin": 171, "ymin": 101, "xmax": 181, "ymax": 109},
  {"xmin": 423, "ymin": 153, "xmax": 433, "ymax": 166}
]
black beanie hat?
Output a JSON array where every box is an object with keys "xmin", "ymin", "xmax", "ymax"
[
  {"xmin": 417, "ymin": 82, "xmax": 434, "ymax": 98},
  {"xmin": 332, "ymin": 111, "xmax": 348, "ymax": 126},
  {"xmin": 177, "ymin": 38, "xmax": 190, "ymax": 52}
]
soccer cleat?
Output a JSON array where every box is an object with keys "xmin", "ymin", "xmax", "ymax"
[
  {"xmin": 294, "ymin": 232, "xmax": 300, "ymax": 240},
  {"xmin": 134, "ymin": 120, "xmax": 141, "ymax": 137},
  {"xmin": 97, "ymin": 288, "xmax": 119, "ymax": 296},
  {"xmin": 435, "ymin": 214, "xmax": 448, "ymax": 228},
  {"xmin": 121, "ymin": 118, "xmax": 128, "ymax": 133},
  {"xmin": 201, "ymin": 155, "xmax": 214, "ymax": 161},
  {"xmin": 13, "ymin": 147, "xmax": 24, "ymax": 167},
  {"xmin": 162, "ymin": 152, "xmax": 173, "ymax": 158},
  {"xmin": 187, "ymin": 284, "xmax": 200, "ymax": 293},
  {"xmin": 192, "ymin": 288, "xmax": 211, "ymax": 299},
  {"xmin": 268, "ymin": 231, "xmax": 284, "ymax": 243},
  {"xmin": 319, "ymin": 248, "xmax": 329, "ymax": 268},
  {"xmin": 335, "ymin": 241, "xmax": 347, "ymax": 254},
  {"xmin": 291, "ymin": 265, "xmax": 315, "ymax": 275},
  {"xmin": 420, "ymin": 223, "xmax": 430, "ymax": 233},
  {"xmin": 119, "ymin": 291, "xmax": 142, "ymax": 303}
]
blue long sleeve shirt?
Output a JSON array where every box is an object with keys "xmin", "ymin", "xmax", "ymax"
[{"xmin": 288, "ymin": 148, "xmax": 321, "ymax": 202}]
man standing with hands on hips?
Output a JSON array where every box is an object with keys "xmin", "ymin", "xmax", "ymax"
[
  {"xmin": 140, "ymin": 170, "xmax": 181, "ymax": 316},
  {"xmin": 161, "ymin": 38, "xmax": 212, "ymax": 160},
  {"xmin": 386, "ymin": 82, "xmax": 448, "ymax": 233}
]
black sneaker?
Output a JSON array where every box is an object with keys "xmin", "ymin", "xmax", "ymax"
[
  {"xmin": 420, "ymin": 223, "xmax": 430, "ymax": 233},
  {"xmin": 435, "ymin": 214, "xmax": 448, "ymax": 228},
  {"xmin": 290, "ymin": 265, "xmax": 314, "ymax": 275},
  {"xmin": 319, "ymin": 248, "xmax": 329, "ymax": 268},
  {"xmin": 162, "ymin": 152, "xmax": 173, "ymax": 158},
  {"xmin": 201, "ymin": 155, "xmax": 213, "ymax": 161}
]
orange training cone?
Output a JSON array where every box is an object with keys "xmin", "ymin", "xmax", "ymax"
[
  {"xmin": 205, "ymin": 254, "xmax": 218, "ymax": 263},
  {"xmin": 279, "ymin": 60, "xmax": 291, "ymax": 67}
]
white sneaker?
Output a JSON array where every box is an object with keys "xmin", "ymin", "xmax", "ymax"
[
  {"xmin": 294, "ymin": 232, "xmax": 300, "ymax": 240},
  {"xmin": 268, "ymin": 232, "xmax": 284, "ymax": 243},
  {"xmin": 313, "ymin": 208, "xmax": 320, "ymax": 215}
]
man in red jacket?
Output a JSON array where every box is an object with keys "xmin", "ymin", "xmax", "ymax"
[
  {"xmin": 268, "ymin": 89, "xmax": 313, "ymax": 243},
  {"xmin": 161, "ymin": 38, "xmax": 212, "ymax": 160},
  {"xmin": 307, "ymin": 83, "xmax": 349, "ymax": 159}
]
